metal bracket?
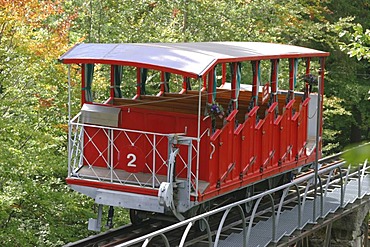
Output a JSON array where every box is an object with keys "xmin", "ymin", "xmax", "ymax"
[
  {"xmin": 240, "ymin": 156, "xmax": 256, "ymax": 179},
  {"xmin": 217, "ymin": 163, "xmax": 235, "ymax": 188},
  {"xmin": 88, "ymin": 204, "xmax": 103, "ymax": 232},
  {"xmin": 158, "ymin": 182, "xmax": 173, "ymax": 209}
]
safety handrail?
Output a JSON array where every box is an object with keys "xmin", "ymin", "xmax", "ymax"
[{"xmin": 115, "ymin": 156, "xmax": 370, "ymax": 247}]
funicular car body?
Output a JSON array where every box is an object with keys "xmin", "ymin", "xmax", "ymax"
[{"xmin": 59, "ymin": 42, "xmax": 329, "ymax": 229}]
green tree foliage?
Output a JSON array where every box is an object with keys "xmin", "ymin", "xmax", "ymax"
[
  {"xmin": 338, "ymin": 23, "xmax": 370, "ymax": 62},
  {"xmin": 68, "ymin": 0, "xmax": 345, "ymax": 44},
  {"xmin": 320, "ymin": 0, "xmax": 370, "ymax": 154},
  {"xmin": 322, "ymin": 96, "xmax": 352, "ymax": 153},
  {"xmin": 0, "ymin": 0, "xmax": 369, "ymax": 245},
  {"xmin": 0, "ymin": 0, "xmax": 98, "ymax": 245}
]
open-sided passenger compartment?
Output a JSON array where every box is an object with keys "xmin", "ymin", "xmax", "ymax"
[{"xmin": 61, "ymin": 42, "xmax": 328, "ymax": 222}]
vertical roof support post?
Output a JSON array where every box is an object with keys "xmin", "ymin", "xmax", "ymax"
[
  {"xmin": 141, "ymin": 69, "xmax": 148, "ymax": 95},
  {"xmin": 195, "ymin": 77, "xmax": 202, "ymax": 201},
  {"xmin": 158, "ymin": 71, "xmax": 165, "ymax": 96},
  {"xmin": 213, "ymin": 67, "xmax": 217, "ymax": 101},
  {"xmin": 221, "ymin": 63, "xmax": 226, "ymax": 87},
  {"xmin": 319, "ymin": 57, "xmax": 325, "ymax": 137},
  {"xmin": 110, "ymin": 65, "xmax": 115, "ymax": 99},
  {"xmin": 208, "ymin": 69, "xmax": 214, "ymax": 104},
  {"xmin": 252, "ymin": 60, "xmax": 260, "ymax": 107},
  {"xmin": 231, "ymin": 62, "xmax": 238, "ymax": 109},
  {"xmin": 288, "ymin": 58, "xmax": 295, "ymax": 101},
  {"xmin": 236, "ymin": 63, "xmax": 241, "ymax": 109},
  {"xmin": 67, "ymin": 64, "xmax": 72, "ymax": 178},
  {"xmin": 180, "ymin": 76, "xmax": 187, "ymax": 94},
  {"xmin": 81, "ymin": 64, "xmax": 86, "ymax": 106},
  {"xmin": 113, "ymin": 65, "xmax": 123, "ymax": 98},
  {"xmin": 305, "ymin": 58, "xmax": 311, "ymax": 98},
  {"xmin": 68, "ymin": 64, "xmax": 71, "ymax": 123},
  {"xmin": 270, "ymin": 59, "xmax": 279, "ymax": 103},
  {"xmin": 182, "ymin": 76, "xmax": 192, "ymax": 93},
  {"xmin": 313, "ymin": 57, "xmax": 325, "ymax": 222},
  {"xmin": 134, "ymin": 67, "xmax": 141, "ymax": 99},
  {"xmin": 313, "ymin": 74, "xmax": 321, "ymax": 223},
  {"xmin": 82, "ymin": 63, "xmax": 94, "ymax": 103},
  {"xmin": 164, "ymin": 72, "xmax": 170, "ymax": 93},
  {"xmin": 202, "ymin": 74, "xmax": 207, "ymax": 91}
]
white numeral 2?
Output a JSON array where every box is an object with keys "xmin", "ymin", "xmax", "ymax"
[{"xmin": 127, "ymin": 153, "xmax": 137, "ymax": 167}]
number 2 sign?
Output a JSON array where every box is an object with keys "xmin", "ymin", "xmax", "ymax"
[
  {"xmin": 118, "ymin": 145, "xmax": 145, "ymax": 173},
  {"xmin": 127, "ymin": 153, "xmax": 137, "ymax": 168}
]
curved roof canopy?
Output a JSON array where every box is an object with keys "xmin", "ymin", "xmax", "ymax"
[{"xmin": 59, "ymin": 42, "xmax": 329, "ymax": 78}]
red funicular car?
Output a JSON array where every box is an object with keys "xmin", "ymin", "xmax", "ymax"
[{"xmin": 59, "ymin": 42, "xmax": 329, "ymax": 230}]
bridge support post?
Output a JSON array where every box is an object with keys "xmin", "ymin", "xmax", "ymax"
[{"xmin": 309, "ymin": 201, "xmax": 370, "ymax": 247}]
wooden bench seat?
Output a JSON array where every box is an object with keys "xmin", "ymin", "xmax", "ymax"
[
  {"xmin": 113, "ymin": 94, "xmax": 207, "ymax": 116},
  {"xmin": 112, "ymin": 89, "xmax": 303, "ymax": 127},
  {"xmin": 214, "ymin": 88, "xmax": 303, "ymax": 124},
  {"xmin": 140, "ymin": 94, "xmax": 207, "ymax": 114}
]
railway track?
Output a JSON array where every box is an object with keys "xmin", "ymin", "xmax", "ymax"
[
  {"xmin": 64, "ymin": 151, "xmax": 368, "ymax": 247},
  {"xmin": 64, "ymin": 220, "xmax": 170, "ymax": 247}
]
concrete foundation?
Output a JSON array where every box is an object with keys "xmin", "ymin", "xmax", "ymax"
[{"xmin": 308, "ymin": 201, "xmax": 370, "ymax": 247}]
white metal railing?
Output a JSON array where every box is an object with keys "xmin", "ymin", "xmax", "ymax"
[
  {"xmin": 68, "ymin": 112, "xmax": 203, "ymax": 194},
  {"xmin": 114, "ymin": 156, "xmax": 370, "ymax": 247}
]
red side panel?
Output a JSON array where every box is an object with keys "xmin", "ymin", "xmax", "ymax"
[
  {"xmin": 260, "ymin": 103, "xmax": 278, "ymax": 171},
  {"xmin": 241, "ymin": 107, "xmax": 258, "ymax": 175},
  {"xmin": 83, "ymin": 106, "xmax": 210, "ymax": 181},
  {"xmin": 79, "ymin": 93, "xmax": 317, "ymax": 204},
  {"xmin": 298, "ymin": 98, "xmax": 310, "ymax": 156},
  {"xmin": 84, "ymin": 127, "xmax": 109, "ymax": 168},
  {"xmin": 210, "ymin": 110, "xmax": 237, "ymax": 187},
  {"xmin": 291, "ymin": 111, "xmax": 299, "ymax": 159}
]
